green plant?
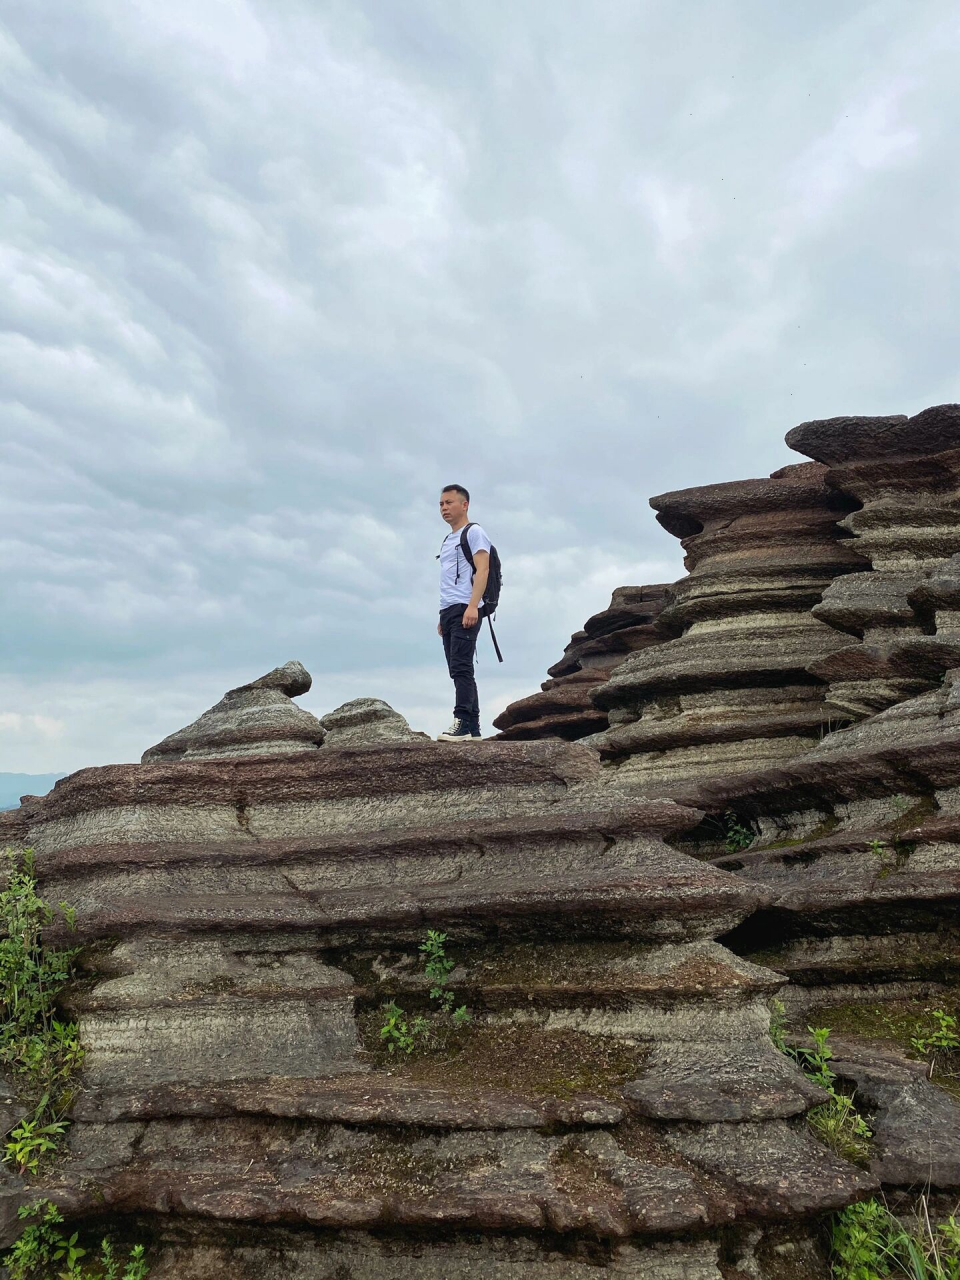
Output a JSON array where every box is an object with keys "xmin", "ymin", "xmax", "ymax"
[
  {"xmin": 811, "ymin": 1092, "xmax": 874, "ymax": 1165},
  {"xmin": 832, "ymin": 1195, "xmax": 960, "ymax": 1278},
  {"xmin": 722, "ymin": 812, "xmax": 754, "ymax": 855},
  {"xmin": 5, "ymin": 1114, "xmax": 70, "ymax": 1176},
  {"xmin": 868, "ymin": 838, "xmax": 893, "ymax": 880},
  {"xmin": 769, "ymin": 998, "xmax": 789, "ymax": 1054},
  {"xmin": 1, "ymin": 847, "xmax": 84, "ymax": 1172},
  {"xmin": 377, "ymin": 930, "xmax": 470, "ymax": 1056},
  {"xmin": 911, "ymin": 1009, "xmax": 960, "ymax": 1070},
  {"xmin": 3, "ymin": 1199, "xmax": 150, "ymax": 1279},
  {"xmin": 769, "ymin": 1020, "xmax": 873, "ymax": 1164},
  {"xmin": 419, "ymin": 930, "xmax": 469, "ymax": 1024},
  {"xmin": 795, "ymin": 1026, "xmax": 873, "ymax": 1163},
  {"xmin": 378, "ymin": 1001, "xmax": 431, "ymax": 1055}
]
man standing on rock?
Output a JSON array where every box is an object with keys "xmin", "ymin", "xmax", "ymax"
[{"xmin": 436, "ymin": 484, "xmax": 490, "ymax": 742}]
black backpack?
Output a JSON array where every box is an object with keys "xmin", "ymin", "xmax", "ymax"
[{"xmin": 452, "ymin": 523, "xmax": 504, "ymax": 662}]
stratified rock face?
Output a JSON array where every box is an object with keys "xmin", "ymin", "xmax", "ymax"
[
  {"xmin": 142, "ymin": 660, "xmax": 325, "ymax": 761},
  {"xmin": 786, "ymin": 405, "xmax": 960, "ymax": 719},
  {"xmin": 0, "ymin": 673, "xmax": 869, "ymax": 1275},
  {"xmin": 493, "ymin": 586, "xmax": 674, "ymax": 741},
  {"xmin": 590, "ymin": 464, "xmax": 865, "ymax": 789},
  {"xmin": 664, "ymin": 663, "xmax": 960, "ymax": 1201},
  {"xmin": 675, "ymin": 666, "xmax": 960, "ymax": 1007}
]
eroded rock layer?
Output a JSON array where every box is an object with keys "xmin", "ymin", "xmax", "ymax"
[
  {"xmin": 662, "ymin": 660, "xmax": 960, "ymax": 1199},
  {"xmin": 590, "ymin": 463, "xmax": 865, "ymax": 788},
  {"xmin": 0, "ymin": 672, "xmax": 869, "ymax": 1278},
  {"xmin": 8, "ymin": 407, "xmax": 960, "ymax": 1273},
  {"xmin": 786, "ymin": 405, "xmax": 960, "ymax": 719},
  {"xmin": 493, "ymin": 585, "xmax": 674, "ymax": 741}
]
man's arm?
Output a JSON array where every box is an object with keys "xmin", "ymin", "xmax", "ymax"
[{"xmin": 462, "ymin": 549, "xmax": 489, "ymax": 628}]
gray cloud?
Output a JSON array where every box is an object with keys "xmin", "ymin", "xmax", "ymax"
[{"xmin": 2, "ymin": 0, "xmax": 960, "ymax": 771}]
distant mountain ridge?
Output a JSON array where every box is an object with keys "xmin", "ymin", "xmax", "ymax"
[{"xmin": 0, "ymin": 772, "xmax": 66, "ymax": 811}]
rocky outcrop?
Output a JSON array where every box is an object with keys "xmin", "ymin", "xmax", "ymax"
[
  {"xmin": 785, "ymin": 405, "xmax": 960, "ymax": 719},
  {"xmin": 671, "ymin": 665, "xmax": 960, "ymax": 1013},
  {"xmin": 0, "ymin": 671, "xmax": 870, "ymax": 1277},
  {"xmin": 590, "ymin": 464, "xmax": 865, "ymax": 789},
  {"xmin": 319, "ymin": 697, "xmax": 429, "ymax": 746},
  {"xmin": 493, "ymin": 586, "xmax": 674, "ymax": 741},
  {"xmin": 8, "ymin": 405, "xmax": 960, "ymax": 1273},
  {"xmin": 143, "ymin": 660, "xmax": 325, "ymax": 761}
]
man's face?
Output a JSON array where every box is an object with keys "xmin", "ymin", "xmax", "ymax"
[{"xmin": 439, "ymin": 490, "xmax": 467, "ymax": 524}]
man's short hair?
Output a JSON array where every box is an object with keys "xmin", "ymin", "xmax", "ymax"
[{"xmin": 442, "ymin": 483, "xmax": 470, "ymax": 503}]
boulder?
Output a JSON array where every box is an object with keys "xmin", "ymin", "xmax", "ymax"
[{"xmin": 319, "ymin": 698, "xmax": 429, "ymax": 746}]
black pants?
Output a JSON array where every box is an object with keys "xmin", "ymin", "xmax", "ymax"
[{"xmin": 440, "ymin": 604, "xmax": 482, "ymax": 730}]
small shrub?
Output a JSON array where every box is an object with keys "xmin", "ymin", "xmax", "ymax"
[
  {"xmin": 810, "ymin": 1093, "xmax": 874, "ymax": 1165},
  {"xmin": 1, "ymin": 848, "xmax": 84, "ymax": 1172},
  {"xmin": 722, "ymin": 812, "xmax": 754, "ymax": 855},
  {"xmin": 769, "ymin": 1018, "xmax": 873, "ymax": 1164},
  {"xmin": 379, "ymin": 1001, "xmax": 431, "ymax": 1056},
  {"xmin": 419, "ymin": 930, "xmax": 469, "ymax": 1024},
  {"xmin": 832, "ymin": 1194, "xmax": 960, "ymax": 1278},
  {"xmin": 911, "ymin": 1008, "xmax": 960, "ymax": 1073},
  {"xmin": 795, "ymin": 1026, "xmax": 873, "ymax": 1164},
  {"xmin": 377, "ymin": 930, "xmax": 470, "ymax": 1056},
  {"xmin": 3, "ymin": 1199, "xmax": 150, "ymax": 1279}
]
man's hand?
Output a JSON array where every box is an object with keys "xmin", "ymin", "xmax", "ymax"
[
  {"xmin": 462, "ymin": 604, "xmax": 479, "ymax": 628},
  {"xmin": 437, "ymin": 621, "xmax": 442, "ymax": 636}
]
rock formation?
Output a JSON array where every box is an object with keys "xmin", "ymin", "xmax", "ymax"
[
  {"xmin": 493, "ymin": 585, "xmax": 674, "ymax": 741},
  {"xmin": 318, "ymin": 697, "xmax": 429, "ymax": 746},
  {"xmin": 5, "ymin": 406, "xmax": 960, "ymax": 1276},
  {"xmin": 143, "ymin": 660, "xmax": 325, "ymax": 761},
  {"xmin": 591, "ymin": 464, "xmax": 865, "ymax": 788},
  {"xmin": 787, "ymin": 405, "xmax": 960, "ymax": 719},
  {"xmin": 0, "ymin": 668, "xmax": 870, "ymax": 1278}
]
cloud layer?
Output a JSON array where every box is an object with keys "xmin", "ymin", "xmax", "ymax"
[{"xmin": 2, "ymin": 1, "xmax": 960, "ymax": 770}]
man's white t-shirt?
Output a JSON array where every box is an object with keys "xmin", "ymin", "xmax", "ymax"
[{"xmin": 439, "ymin": 524, "xmax": 492, "ymax": 609}]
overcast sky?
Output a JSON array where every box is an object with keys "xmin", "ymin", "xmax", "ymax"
[{"xmin": 2, "ymin": 1, "xmax": 960, "ymax": 773}]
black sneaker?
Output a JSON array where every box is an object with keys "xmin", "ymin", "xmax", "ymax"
[{"xmin": 437, "ymin": 719, "xmax": 482, "ymax": 742}]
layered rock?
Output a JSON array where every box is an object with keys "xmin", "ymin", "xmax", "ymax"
[
  {"xmin": 787, "ymin": 405, "xmax": 960, "ymax": 719},
  {"xmin": 318, "ymin": 697, "xmax": 429, "ymax": 746},
  {"xmin": 493, "ymin": 585, "xmax": 674, "ymax": 741},
  {"xmin": 662, "ymin": 669, "xmax": 960, "ymax": 1200},
  {"xmin": 673, "ymin": 667, "xmax": 960, "ymax": 1014},
  {"xmin": 143, "ymin": 660, "xmax": 325, "ymax": 761},
  {"xmin": 590, "ymin": 464, "xmax": 865, "ymax": 789},
  {"xmin": 0, "ymin": 668, "xmax": 870, "ymax": 1278}
]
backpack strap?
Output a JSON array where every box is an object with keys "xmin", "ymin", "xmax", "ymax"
[
  {"xmin": 486, "ymin": 613, "xmax": 504, "ymax": 663},
  {"xmin": 459, "ymin": 523, "xmax": 476, "ymax": 574}
]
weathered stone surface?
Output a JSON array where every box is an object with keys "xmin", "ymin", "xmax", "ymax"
[
  {"xmin": 666, "ymin": 665, "xmax": 960, "ymax": 1201},
  {"xmin": 319, "ymin": 697, "xmax": 429, "ymax": 746},
  {"xmin": 624, "ymin": 1041, "xmax": 826, "ymax": 1123},
  {"xmin": 590, "ymin": 463, "xmax": 864, "ymax": 787},
  {"xmin": 664, "ymin": 1119, "xmax": 876, "ymax": 1217},
  {"xmin": 0, "ymin": 664, "xmax": 858, "ymax": 1272},
  {"xmin": 73, "ymin": 1077, "xmax": 625, "ymax": 1130},
  {"xmin": 828, "ymin": 1038, "xmax": 960, "ymax": 1187},
  {"xmin": 494, "ymin": 585, "xmax": 674, "ymax": 741},
  {"xmin": 141, "ymin": 1233, "xmax": 729, "ymax": 1280},
  {"xmin": 29, "ymin": 410, "xmax": 960, "ymax": 1270},
  {"xmin": 785, "ymin": 405, "xmax": 960, "ymax": 466},
  {"xmin": 142, "ymin": 660, "xmax": 325, "ymax": 762},
  {"xmin": 785, "ymin": 412, "xmax": 960, "ymax": 719}
]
